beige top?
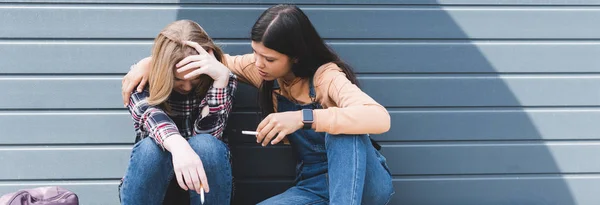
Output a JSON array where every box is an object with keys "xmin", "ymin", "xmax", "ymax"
[{"xmin": 225, "ymin": 54, "xmax": 390, "ymax": 134}]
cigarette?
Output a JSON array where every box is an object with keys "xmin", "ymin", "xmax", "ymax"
[
  {"xmin": 200, "ymin": 187, "xmax": 204, "ymax": 204},
  {"xmin": 242, "ymin": 130, "xmax": 258, "ymax": 135}
]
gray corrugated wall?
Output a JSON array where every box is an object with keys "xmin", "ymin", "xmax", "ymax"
[{"xmin": 2, "ymin": 1, "xmax": 600, "ymax": 204}]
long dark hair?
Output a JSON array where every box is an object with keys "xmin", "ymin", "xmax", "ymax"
[{"xmin": 251, "ymin": 4, "xmax": 359, "ymax": 117}]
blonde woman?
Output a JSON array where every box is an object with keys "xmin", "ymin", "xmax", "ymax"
[{"xmin": 119, "ymin": 20, "xmax": 237, "ymax": 205}]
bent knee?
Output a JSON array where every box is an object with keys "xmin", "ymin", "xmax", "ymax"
[
  {"xmin": 188, "ymin": 134, "xmax": 227, "ymax": 151},
  {"xmin": 132, "ymin": 137, "xmax": 166, "ymax": 159},
  {"xmin": 187, "ymin": 134, "xmax": 229, "ymax": 162},
  {"xmin": 365, "ymin": 188, "xmax": 395, "ymax": 205},
  {"xmin": 325, "ymin": 133, "xmax": 371, "ymax": 147}
]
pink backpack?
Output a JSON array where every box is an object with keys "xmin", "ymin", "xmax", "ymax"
[{"xmin": 0, "ymin": 186, "xmax": 78, "ymax": 205}]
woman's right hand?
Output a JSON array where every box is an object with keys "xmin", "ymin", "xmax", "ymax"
[
  {"xmin": 164, "ymin": 135, "xmax": 210, "ymax": 194},
  {"xmin": 122, "ymin": 57, "xmax": 151, "ymax": 106}
]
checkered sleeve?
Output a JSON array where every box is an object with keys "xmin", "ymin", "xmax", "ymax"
[
  {"xmin": 194, "ymin": 73, "xmax": 238, "ymax": 139},
  {"xmin": 127, "ymin": 89, "xmax": 180, "ymax": 150}
]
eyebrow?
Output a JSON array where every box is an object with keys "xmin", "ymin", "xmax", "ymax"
[{"xmin": 253, "ymin": 49, "xmax": 276, "ymax": 59}]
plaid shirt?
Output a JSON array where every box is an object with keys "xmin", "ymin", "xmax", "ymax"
[{"xmin": 127, "ymin": 73, "xmax": 237, "ymax": 149}]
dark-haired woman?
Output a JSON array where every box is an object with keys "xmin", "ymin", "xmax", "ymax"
[{"xmin": 122, "ymin": 4, "xmax": 394, "ymax": 205}]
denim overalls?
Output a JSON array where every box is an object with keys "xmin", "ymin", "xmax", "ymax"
[{"xmin": 258, "ymin": 78, "xmax": 394, "ymax": 205}]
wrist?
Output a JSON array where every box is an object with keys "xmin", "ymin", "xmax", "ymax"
[
  {"xmin": 163, "ymin": 135, "xmax": 191, "ymax": 153},
  {"xmin": 294, "ymin": 110, "xmax": 303, "ymax": 130},
  {"xmin": 212, "ymin": 70, "xmax": 230, "ymax": 88},
  {"xmin": 300, "ymin": 109, "xmax": 314, "ymax": 130}
]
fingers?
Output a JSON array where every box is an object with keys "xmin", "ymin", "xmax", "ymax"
[
  {"xmin": 197, "ymin": 166, "xmax": 210, "ymax": 193},
  {"xmin": 182, "ymin": 170, "xmax": 195, "ymax": 193},
  {"xmin": 137, "ymin": 76, "xmax": 147, "ymax": 93},
  {"xmin": 121, "ymin": 67, "xmax": 145, "ymax": 106},
  {"xmin": 121, "ymin": 77, "xmax": 130, "ymax": 106},
  {"xmin": 189, "ymin": 169, "xmax": 202, "ymax": 194},
  {"xmin": 122, "ymin": 93, "xmax": 129, "ymax": 108},
  {"xmin": 121, "ymin": 68, "xmax": 132, "ymax": 106},
  {"xmin": 177, "ymin": 60, "xmax": 209, "ymax": 74},
  {"xmin": 184, "ymin": 66, "xmax": 211, "ymax": 79},
  {"xmin": 183, "ymin": 41, "xmax": 209, "ymax": 55},
  {"xmin": 256, "ymin": 115, "xmax": 271, "ymax": 134},
  {"xmin": 262, "ymin": 125, "xmax": 280, "ymax": 146},
  {"xmin": 174, "ymin": 170, "xmax": 188, "ymax": 191},
  {"xmin": 256, "ymin": 120, "xmax": 274, "ymax": 144},
  {"xmin": 122, "ymin": 78, "xmax": 136, "ymax": 107},
  {"xmin": 271, "ymin": 131, "xmax": 288, "ymax": 145},
  {"xmin": 176, "ymin": 55, "xmax": 203, "ymax": 69}
]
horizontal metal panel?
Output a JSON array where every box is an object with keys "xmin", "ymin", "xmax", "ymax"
[
  {"xmin": 0, "ymin": 146, "xmax": 130, "ymax": 180},
  {"xmin": 361, "ymin": 75, "xmax": 600, "ymax": 107},
  {"xmin": 391, "ymin": 176, "xmax": 600, "ymax": 205},
  {"xmin": 379, "ymin": 108, "xmax": 600, "ymax": 141},
  {"xmin": 0, "ymin": 111, "xmax": 134, "ymax": 144},
  {"xmin": 0, "ymin": 77, "xmax": 122, "ymax": 109},
  {"xmin": 383, "ymin": 142, "xmax": 600, "ymax": 175},
  {"xmin": 2, "ymin": 76, "xmax": 600, "ymax": 109},
  {"xmin": 9, "ymin": 143, "xmax": 600, "ymax": 179},
  {"xmin": 231, "ymin": 143, "xmax": 600, "ymax": 178},
  {"xmin": 5, "ymin": 108, "xmax": 600, "ymax": 144},
  {"xmin": 3, "ymin": 6, "xmax": 600, "ymax": 39},
  {"xmin": 4, "ymin": 41, "xmax": 600, "ymax": 74}
]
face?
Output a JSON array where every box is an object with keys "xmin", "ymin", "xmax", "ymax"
[
  {"xmin": 173, "ymin": 66, "xmax": 201, "ymax": 95},
  {"xmin": 251, "ymin": 41, "xmax": 294, "ymax": 81}
]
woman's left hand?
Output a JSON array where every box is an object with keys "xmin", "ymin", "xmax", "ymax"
[
  {"xmin": 176, "ymin": 41, "xmax": 230, "ymax": 87},
  {"xmin": 256, "ymin": 111, "xmax": 303, "ymax": 146}
]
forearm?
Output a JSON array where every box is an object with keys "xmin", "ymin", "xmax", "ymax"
[
  {"xmin": 196, "ymin": 73, "xmax": 237, "ymax": 138},
  {"xmin": 163, "ymin": 134, "xmax": 192, "ymax": 154},
  {"xmin": 313, "ymin": 105, "xmax": 390, "ymax": 134},
  {"xmin": 211, "ymin": 73, "xmax": 229, "ymax": 88}
]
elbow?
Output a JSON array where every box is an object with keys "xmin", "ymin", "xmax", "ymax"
[{"xmin": 372, "ymin": 108, "xmax": 391, "ymax": 134}]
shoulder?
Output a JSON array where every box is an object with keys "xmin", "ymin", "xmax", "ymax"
[
  {"xmin": 314, "ymin": 62, "xmax": 345, "ymax": 87},
  {"xmin": 225, "ymin": 53, "xmax": 255, "ymax": 69}
]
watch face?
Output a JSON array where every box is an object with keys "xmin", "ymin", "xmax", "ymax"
[{"xmin": 303, "ymin": 109, "xmax": 314, "ymax": 122}]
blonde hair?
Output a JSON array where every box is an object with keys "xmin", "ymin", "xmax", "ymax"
[{"xmin": 147, "ymin": 20, "xmax": 226, "ymax": 109}]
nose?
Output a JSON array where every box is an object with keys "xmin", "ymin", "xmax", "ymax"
[{"xmin": 254, "ymin": 57, "xmax": 265, "ymax": 68}]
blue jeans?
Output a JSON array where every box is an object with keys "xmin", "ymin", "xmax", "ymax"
[
  {"xmin": 258, "ymin": 134, "xmax": 394, "ymax": 205},
  {"xmin": 119, "ymin": 134, "xmax": 232, "ymax": 205}
]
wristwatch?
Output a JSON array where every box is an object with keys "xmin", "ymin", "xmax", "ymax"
[{"xmin": 302, "ymin": 109, "xmax": 314, "ymax": 129}]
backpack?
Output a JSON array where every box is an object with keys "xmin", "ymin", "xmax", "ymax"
[{"xmin": 0, "ymin": 186, "xmax": 78, "ymax": 205}]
